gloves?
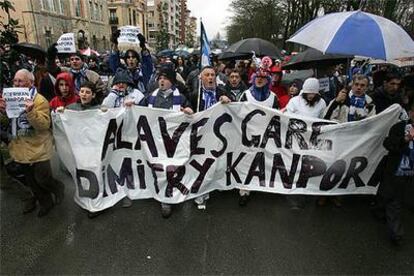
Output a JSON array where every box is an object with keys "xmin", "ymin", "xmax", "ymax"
[
  {"xmin": 137, "ymin": 33, "xmax": 146, "ymax": 49},
  {"xmin": 111, "ymin": 30, "xmax": 120, "ymax": 45},
  {"xmin": 47, "ymin": 43, "xmax": 58, "ymax": 60}
]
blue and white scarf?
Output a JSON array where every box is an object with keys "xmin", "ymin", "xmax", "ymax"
[
  {"xmin": 71, "ymin": 63, "xmax": 88, "ymax": 93},
  {"xmin": 128, "ymin": 67, "xmax": 145, "ymax": 93},
  {"xmin": 147, "ymin": 87, "xmax": 182, "ymax": 111},
  {"xmin": 11, "ymin": 86, "xmax": 37, "ymax": 138},
  {"xmin": 348, "ymin": 92, "xmax": 367, "ymax": 122},
  {"xmin": 109, "ymin": 88, "xmax": 127, "ymax": 108},
  {"xmin": 202, "ymin": 86, "xmax": 217, "ymax": 110}
]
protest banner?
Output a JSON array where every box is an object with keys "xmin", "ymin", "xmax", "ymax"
[
  {"xmin": 318, "ymin": 77, "xmax": 330, "ymax": 93},
  {"xmin": 2, "ymin": 87, "xmax": 30, "ymax": 118},
  {"xmin": 56, "ymin": 33, "xmax": 76, "ymax": 53},
  {"xmin": 117, "ymin": 25, "xmax": 141, "ymax": 51},
  {"xmin": 52, "ymin": 103, "xmax": 402, "ymax": 212}
]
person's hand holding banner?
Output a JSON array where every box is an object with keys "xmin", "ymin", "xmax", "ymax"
[
  {"xmin": 2, "ymin": 88, "xmax": 30, "ymax": 118},
  {"xmin": 25, "ymin": 99, "xmax": 34, "ymax": 113}
]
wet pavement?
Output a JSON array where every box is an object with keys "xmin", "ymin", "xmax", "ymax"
[{"xmin": 1, "ymin": 159, "xmax": 413, "ymax": 275}]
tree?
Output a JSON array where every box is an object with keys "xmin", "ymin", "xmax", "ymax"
[
  {"xmin": 155, "ymin": 2, "xmax": 170, "ymax": 51},
  {"xmin": 0, "ymin": 0, "xmax": 20, "ymax": 45},
  {"xmin": 226, "ymin": 0, "xmax": 414, "ymax": 51}
]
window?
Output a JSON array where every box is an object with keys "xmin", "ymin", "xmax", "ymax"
[
  {"xmin": 48, "ymin": 0, "xmax": 55, "ymax": 12},
  {"xmin": 109, "ymin": 9, "xmax": 117, "ymax": 20},
  {"xmin": 58, "ymin": 0, "xmax": 64, "ymax": 14},
  {"xmin": 45, "ymin": 30, "xmax": 52, "ymax": 47},
  {"xmin": 133, "ymin": 10, "xmax": 136, "ymax": 26},
  {"xmin": 74, "ymin": 0, "xmax": 81, "ymax": 17},
  {"xmin": 95, "ymin": 3, "xmax": 99, "ymax": 21},
  {"xmin": 100, "ymin": 4, "xmax": 103, "ymax": 21},
  {"xmin": 89, "ymin": 0, "xmax": 93, "ymax": 19}
]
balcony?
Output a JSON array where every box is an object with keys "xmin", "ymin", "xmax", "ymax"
[{"xmin": 109, "ymin": 17, "xmax": 119, "ymax": 25}]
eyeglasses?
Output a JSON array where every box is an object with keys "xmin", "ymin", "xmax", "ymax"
[{"xmin": 70, "ymin": 57, "xmax": 81, "ymax": 61}]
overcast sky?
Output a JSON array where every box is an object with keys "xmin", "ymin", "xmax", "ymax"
[{"xmin": 187, "ymin": 0, "xmax": 233, "ymax": 39}]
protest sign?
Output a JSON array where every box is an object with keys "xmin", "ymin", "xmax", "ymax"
[
  {"xmin": 56, "ymin": 33, "xmax": 76, "ymax": 53},
  {"xmin": 117, "ymin": 26, "xmax": 141, "ymax": 52},
  {"xmin": 319, "ymin": 77, "xmax": 330, "ymax": 92},
  {"xmin": 53, "ymin": 103, "xmax": 401, "ymax": 212},
  {"xmin": 2, "ymin": 88, "xmax": 30, "ymax": 118}
]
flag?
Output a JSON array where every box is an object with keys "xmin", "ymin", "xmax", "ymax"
[{"xmin": 200, "ymin": 20, "xmax": 211, "ymax": 68}]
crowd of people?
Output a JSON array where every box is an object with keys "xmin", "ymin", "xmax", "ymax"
[{"xmin": 0, "ymin": 32, "xmax": 413, "ymax": 246}]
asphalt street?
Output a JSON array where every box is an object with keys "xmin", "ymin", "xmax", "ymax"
[{"xmin": 1, "ymin": 160, "xmax": 413, "ymax": 275}]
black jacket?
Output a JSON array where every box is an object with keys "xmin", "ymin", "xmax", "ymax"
[{"xmin": 370, "ymin": 86, "xmax": 403, "ymax": 114}]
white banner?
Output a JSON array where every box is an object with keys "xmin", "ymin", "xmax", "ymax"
[
  {"xmin": 56, "ymin": 33, "xmax": 76, "ymax": 53},
  {"xmin": 2, "ymin": 88, "xmax": 30, "ymax": 118},
  {"xmin": 117, "ymin": 25, "xmax": 141, "ymax": 45},
  {"xmin": 52, "ymin": 103, "xmax": 402, "ymax": 212}
]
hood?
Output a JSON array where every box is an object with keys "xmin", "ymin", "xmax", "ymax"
[{"xmin": 54, "ymin": 72, "xmax": 75, "ymax": 97}]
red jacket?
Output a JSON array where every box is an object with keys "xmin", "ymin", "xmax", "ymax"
[
  {"xmin": 270, "ymin": 83, "xmax": 289, "ymax": 108},
  {"xmin": 50, "ymin": 72, "xmax": 79, "ymax": 110}
]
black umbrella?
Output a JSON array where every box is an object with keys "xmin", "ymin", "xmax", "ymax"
[
  {"xmin": 11, "ymin": 43, "xmax": 46, "ymax": 61},
  {"xmin": 282, "ymin": 48, "xmax": 352, "ymax": 70},
  {"xmin": 225, "ymin": 38, "xmax": 282, "ymax": 59},
  {"xmin": 217, "ymin": 51, "xmax": 252, "ymax": 61}
]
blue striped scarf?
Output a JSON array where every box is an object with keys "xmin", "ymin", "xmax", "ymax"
[{"xmin": 147, "ymin": 87, "xmax": 182, "ymax": 111}]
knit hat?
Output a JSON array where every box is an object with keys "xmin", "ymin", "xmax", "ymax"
[
  {"xmin": 112, "ymin": 69, "xmax": 134, "ymax": 86},
  {"xmin": 158, "ymin": 67, "xmax": 176, "ymax": 84},
  {"xmin": 300, "ymin": 77, "xmax": 320, "ymax": 94}
]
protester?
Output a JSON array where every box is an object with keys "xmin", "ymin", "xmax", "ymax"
[
  {"xmin": 224, "ymin": 70, "xmax": 248, "ymax": 101},
  {"xmin": 108, "ymin": 32, "xmax": 153, "ymax": 94},
  {"xmin": 371, "ymin": 71, "xmax": 403, "ymax": 114},
  {"xmin": 102, "ymin": 69, "xmax": 145, "ymax": 109},
  {"xmin": 49, "ymin": 72, "xmax": 79, "ymax": 111},
  {"xmin": 270, "ymin": 65, "xmax": 288, "ymax": 108},
  {"xmin": 371, "ymin": 104, "xmax": 414, "ymax": 246},
  {"xmin": 324, "ymin": 74, "xmax": 375, "ymax": 123},
  {"xmin": 191, "ymin": 65, "xmax": 233, "ymax": 209},
  {"xmin": 140, "ymin": 67, "xmax": 194, "ymax": 218},
  {"xmin": 65, "ymin": 81, "xmax": 100, "ymax": 111},
  {"xmin": 285, "ymin": 77, "xmax": 326, "ymax": 210},
  {"xmin": 1, "ymin": 69, "xmax": 64, "ymax": 217},
  {"xmin": 285, "ymin": 77, "xmax": 327, "ymax": 118},
  {"xmin": 279, "ymin": 79, "xmax": 303, "ymax": 110},
  {"xmin": 47, "ymin": 46, "xmax": 106, "ymax": 103},
  {"xmin": 237, "ymin": 66, "xmax": 279, "ymax": 206}
]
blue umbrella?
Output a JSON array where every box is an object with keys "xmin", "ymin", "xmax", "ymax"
[
  {"xmin": 287, "ymin": 11, "xmax": 414, "ymax": 61},
  {"xmin": 174, "ymin": 50, "xmax": 190, "ymax": 57},
  {"xmin": 156, "ymin": 49, "xmax": 174, "ymax": 58}
]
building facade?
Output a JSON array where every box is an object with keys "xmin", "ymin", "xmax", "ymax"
[
  {"xmin": 147, "ymin": 0, "xmax": 181, "ymax": 50},
  {"xmin": 107, "ymin": 0, "xmax": 148, "ymax": 39},
  {"xmin": 6, "ymin": 0, "xmax": 110, "ymax": 51}
]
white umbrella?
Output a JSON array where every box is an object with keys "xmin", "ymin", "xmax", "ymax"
[{"xmin": 287, "ymin": 10, "xmax": 414, "ymax": 61}]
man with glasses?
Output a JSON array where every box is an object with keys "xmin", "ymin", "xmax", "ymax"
[{"xmin": 1, "ymin": 69, "xmax": 64, "ymax": 217}]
